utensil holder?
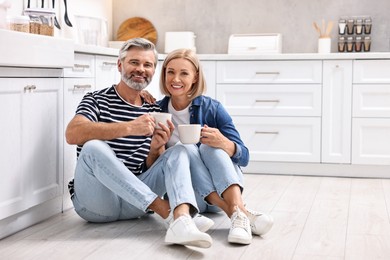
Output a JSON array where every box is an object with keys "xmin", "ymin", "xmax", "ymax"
[{"xmin": 318, "ymin": 37, "xmax": 331, "ymax": 53}]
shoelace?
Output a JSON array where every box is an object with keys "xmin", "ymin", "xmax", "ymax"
[{"xmin": 231, "ymin": 209, "xmax": 249, "ymax": 230}]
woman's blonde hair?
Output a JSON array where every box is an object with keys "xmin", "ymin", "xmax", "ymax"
[{"xmin": 159, "ymin": 48, "xmax": 207, "ymax": 100}]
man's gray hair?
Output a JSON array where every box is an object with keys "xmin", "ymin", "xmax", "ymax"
[{"xmin": 119, "ymin": 38, "xmax": 158, "ymax": 67}]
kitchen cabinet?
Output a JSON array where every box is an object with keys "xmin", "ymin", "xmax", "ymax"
[
  {"xmin": 0, "ymin": 68, "xmax": 63, "ymax": 224},
  {"xmin": 352, "ymin": 60, "xmax": 390, "ymax": 165},
  {"xmin": 217, "ymin": 60, "xmax": 322, "ymax": 163},
  {"xmin": 322, "ymin": 60, "xmax": 353, "ymax": 163}
]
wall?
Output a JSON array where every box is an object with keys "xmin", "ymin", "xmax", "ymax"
[{"xmin": 112, "ymin": 0, "xmax": 390, "ymax": 54}]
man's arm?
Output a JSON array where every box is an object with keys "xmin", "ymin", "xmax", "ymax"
[{"xmin": 65, "ymin": 114, "xmax": 156, "ymax": 145}]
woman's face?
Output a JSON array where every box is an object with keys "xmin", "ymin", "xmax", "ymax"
[{"xmin": 165, "ymin": 58, "xmax": 198, "ymax": 99}]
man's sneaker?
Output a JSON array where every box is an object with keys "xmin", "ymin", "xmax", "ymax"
[
  {"xmin": 165, "ymin": 214, "xmax": 213, "ymax": 248},
  {"xmin": 164, "ymin": 213, "xmax": 214, "ymax": 232},
  {"xmin": 246, "ymin": 208, "xmax": 274, "ymax": 236},
  {"xmin": 228, "ymin": 207, "xmax": 252, "ymax": 245}
]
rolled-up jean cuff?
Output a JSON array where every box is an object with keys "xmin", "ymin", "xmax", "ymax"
[
  {"xmin": 217, "ymin": 181, "xmax": 244, "ymax": 198},
  {"xmin": 143, "ymin": 194, "xmax": 159, "ymax": 212}
]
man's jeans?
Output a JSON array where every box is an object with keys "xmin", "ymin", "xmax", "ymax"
[{"xmin": 71, "ymin": 140, "xmax": 198, "ymax": 222}]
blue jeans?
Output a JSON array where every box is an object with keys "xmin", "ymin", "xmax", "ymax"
[
  {"xmin": 183, "ymin": 144, "xmax": 244, "ymax": 213},
  {"xmin": 71, "ymin": 140, "xmax": 198, "ymax": 222}
]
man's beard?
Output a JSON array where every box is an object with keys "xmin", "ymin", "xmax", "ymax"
[{"xmin": 121, "ymin": 72, "xmax": 150, "ymax": 91}]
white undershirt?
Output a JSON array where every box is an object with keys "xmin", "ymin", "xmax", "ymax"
[{"xmin": 167, "ymin": 99, "xmax": 191, "ymax": 147}]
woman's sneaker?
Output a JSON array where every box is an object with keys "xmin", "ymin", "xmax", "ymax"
[
  {"xmin": 165, "ymin": 214, "xmax": 213, "ymax": 248},
  {"xmin": 246, "ymin": 208, "xmax": 274, "ymax": 236},
  {"xmin": 164, "ymin": 213, "xmax": 214, "ymax": 232},
  {"xmin": 228, "ymin": 207, "xmax": 252, "ymax": 245}
]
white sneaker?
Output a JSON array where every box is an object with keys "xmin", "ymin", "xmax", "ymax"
[
  {"xmin": 165, "ymin": 215, "xmax": 213, "ymax": 248},
  {"xmin": 164, "ymin": 213, "xmax": 214, "ymax": 232},
  {"xmin": 246, "ymin": 208, "xmax": 274, "ymax": 236},
  {"xmin": 228, "ymin": 207, "xmax": 252, "ymax": 245}
]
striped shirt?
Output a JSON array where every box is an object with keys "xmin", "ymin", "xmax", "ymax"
[{"xmin": 75, "ymin": 85, "xmax": 161, "ymax": 175}]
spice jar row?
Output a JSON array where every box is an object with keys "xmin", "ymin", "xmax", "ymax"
[
  {"xmin": 338, "ymin": 16, "xmax": 372, "ymax": 35},
  {"xmin": 338, "ymin": 36, "xmax": 371, "ymax": 52}
]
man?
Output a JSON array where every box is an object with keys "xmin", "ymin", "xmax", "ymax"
[{"xmin": 65, "ymin": 38, "xmax": 212, "ymax": 248}]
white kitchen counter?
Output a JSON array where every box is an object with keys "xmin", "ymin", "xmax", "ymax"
[
  {"xmin": 0, "ymin": 29, "xmax": 74, "ymax": 68},
  {"xmin": 2, "ymin": 28, "xmax": 390, "ymax": 68}
]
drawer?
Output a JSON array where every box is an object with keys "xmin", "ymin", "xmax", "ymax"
[
  {"xmin": 95, "ymin": 55, "xmax": 120, "ymax": 90},
  {"xmin": 353, "ymin": 84, "xmax": 390, "ymax": 118},
  {"xmin": 352, "ymin": 118, "xmax": 390, "ymax": 165},
  {"xmin": 217, "ymin": 60, "xmax": 322, "ymax": 84},
  {"xmin": 233, "ymin": 116, "xmax": 321, "ymax": 163},
  {"xmin": 63, "ymin": 53, "xmax": 95, "ymax": 78},
  {"xmin": 353, "ymin": 60, "xmax": 390, "ymax": 83},
  {"xmin": 217, "ymin": 84, "xmax": 321, "ymax": 116}
]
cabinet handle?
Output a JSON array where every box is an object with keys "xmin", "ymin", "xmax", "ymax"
[
  {"xmin": 102, "ymin": 62, "xmax": 117, "ymax": 66},
  {"xmin": 255, "ymin": 72, "xmax": 280, "ymax": 75},
  {"xmin": 255, "ymin": 131, "xmax": 279, "ymax": 135},
  {"xmin": 255, "ymin": 99, "xmax": 280, "ymax": 103},
  {"xmin": 73, "ymin": 64, "xmax": 90, "ymax": 70},
  {"xmin": 74, "ymin": 84, "xmax": 92, "ymax": 90},
  {"xmin": 24, "ymin": 85, "xmax": 37, "ymax": 92}
]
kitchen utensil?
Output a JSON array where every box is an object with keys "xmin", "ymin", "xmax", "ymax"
[
  {"xmin": 63, "ymin": 0, "xmax": 72, "ymax": 27},
  {"xmin": 27, "ymin": 0, "xmax": 30, "ymax": 8},
  {"xmin": 313, "ymin": 22, "xmax": 321, "ymax": 36},
  {"xmin": 116, "ymin": 17, "xmax": 157, "ymax": 44},
  {"xmin": 52, "ymin": 0, "xmax": 60, "ymax": 29},
  {"xmin": 41, "ymin": 0, "xmax": 44, "ymax": 8}
]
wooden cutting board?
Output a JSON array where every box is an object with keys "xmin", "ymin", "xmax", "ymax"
[{"xmin": 116, "ymin": 17, "xmax": 158, "ymax": 44}]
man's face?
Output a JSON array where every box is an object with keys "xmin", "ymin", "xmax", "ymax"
[{"xmin": 119, "ymin": 48, "xmax": 156, "ymax": 91}]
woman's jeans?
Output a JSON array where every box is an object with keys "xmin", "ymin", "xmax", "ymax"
[
  {"xmin": 183, "ymin": 144, "xmax": 244, "ymax": 213},
  {"xmin": 71, "ymin": 140, "xmax": 198, "ymax": 222}
]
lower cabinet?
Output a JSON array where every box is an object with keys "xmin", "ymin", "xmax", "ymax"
[{"xmin": 0, "ymin": 69, "xmax": 63, "ymax": 238}]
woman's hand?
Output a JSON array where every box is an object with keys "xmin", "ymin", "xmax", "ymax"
[
  {"xmin": 200, "ymin": 125, "xmax": 236, "ymax": 157},
  {"xmin": 140, "ymin": 90, "xmax": 156, "ymax": 104}
]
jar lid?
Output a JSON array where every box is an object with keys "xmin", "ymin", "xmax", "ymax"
[{"xmin": 7, "ymin": 15, "xmax": 30, "ymax": 23}]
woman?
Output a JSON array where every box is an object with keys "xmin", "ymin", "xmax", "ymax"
[{"xmin": 157, "ymin": 49, "xmax": 273, "ymax": 245}]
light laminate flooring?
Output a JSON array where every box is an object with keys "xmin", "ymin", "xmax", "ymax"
[{"xmin": 1, "ymin": 174, "xmax": 390, "ymax": 260}]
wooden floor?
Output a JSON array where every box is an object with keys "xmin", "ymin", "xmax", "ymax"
[{"xmin": 1, "ymin": 174, "xmax": 390, "ymax": 260}]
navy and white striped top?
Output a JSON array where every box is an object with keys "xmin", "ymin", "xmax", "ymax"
[{"xmin": 75, "ymin": 85, "xmax": 161, "ymax": 175}]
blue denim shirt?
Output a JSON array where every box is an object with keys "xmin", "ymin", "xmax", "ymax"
[{"xmin": 158, "ymin": 95, "xmax": 249, "ymax": 167}]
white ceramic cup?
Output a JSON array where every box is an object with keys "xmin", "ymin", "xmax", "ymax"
[
  {"xmin": 149, "ymin": 112, "xmax": 172, "ymax": 129},
  {"xmin": 178, "ymin": 124, "xmax": 202, "ymax": 144}
]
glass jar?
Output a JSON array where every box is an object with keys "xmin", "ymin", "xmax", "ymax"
[
  {"xmin": 24, "ymin": 8, "xmax": 55, "ymax": 36},
  {"xmin": 7, "ymin": 15, "xmax": 30, "ymax": 33}
]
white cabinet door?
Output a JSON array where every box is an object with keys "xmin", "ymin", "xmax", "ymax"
[
  {"xmin": 0, "ymin": 81, "xmax": 23, "ymax": 219},
  {"xmin": 233, "ymin": 116, "xmax": 321, "ymax": 163},
  {"xmin": 352, "ymin": 118, "xmax": 390, "ymax": 165},
  {"xmin": 353, "ymin": 84, "xmax": 390, "ymax": 118},
  {"xmin": 322, "ymin": 60, "xmax": 353, "ymax": 163},
  {"xmin": 0, "ymin": 76, "xmax": 63, "ymax": 220},
  {"xmin": 95, "ymin": 55, "xmax": 120, "ymax": 90}
]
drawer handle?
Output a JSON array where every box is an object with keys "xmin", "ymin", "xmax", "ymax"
[
  {"xmin": 74, "ymin": 84, "xmax": 92, "ymax": 90},
  {"xmin": 255, "ymin": 99, "xmax": 280, "ymax": 103},
  {"xmin": 102, "ymin": 62, "xmax": 117, "ymax": 66},
  {"xmin": 255, "ymin": 131, "xmax": 279, "ymax": 135},
  {"xmin": 24, "ymin": 85, "xmax": 37, "ymax": 92},
  {"xmin": 73, "ymin": 64, "xmax": 90, "ymax": 70},
  {"xmin": 255, "ymin": 72, "xmax": 280, "ymax": 75}
]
